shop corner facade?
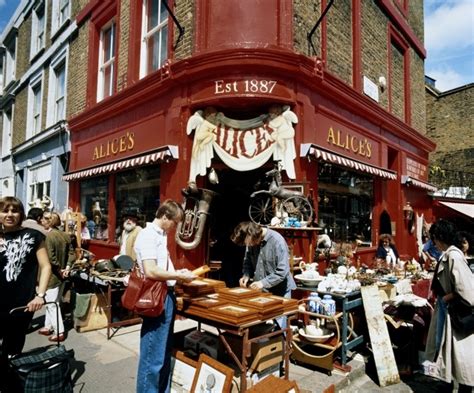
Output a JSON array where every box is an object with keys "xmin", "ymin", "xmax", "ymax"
[{"xmin": 63, "ymin": 0, "xmax": 436, "ymax": 276}]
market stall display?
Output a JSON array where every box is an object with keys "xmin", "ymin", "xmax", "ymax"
[{"xmin": 176, "ymin": 280, "xmax": 299, "ymax": 392}]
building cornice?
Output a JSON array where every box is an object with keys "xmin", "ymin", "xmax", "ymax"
[{"xmin": 69, "ymin": 48, "xmax": 435, "ymax": 153}]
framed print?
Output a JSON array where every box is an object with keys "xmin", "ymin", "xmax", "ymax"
[
  {"xmin": 171, "ymin": 351, "xmax": 197, "ymax": 393},
  {"xmin": 187, "ymin": 296, "xmax": 229, "ymax": 309},
  {"xmin": 217, "ymin": 287, "xmax": 262, "ymax": 300},
  {"xmin": 207, "ymin": 304, "xmax": 259, "ymax": 325},
  {"xmin": 282, "ymin": 182, "xmax": 306, "ymax": 195},
  {"xmin": 238, "ymin": 295, "xmax": 282, "ymax": 310},
  {"xmin": 210, "ymin": 304, "xmax": 255, "ymax": 318},
  {"xmin": 191, "ymin": 354, "xmax": 234, "ymax": 393}
]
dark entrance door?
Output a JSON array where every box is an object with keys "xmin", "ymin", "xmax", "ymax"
[{"xmin": 207, "ymin": 167, "xmax": 267, "ymax": 287}]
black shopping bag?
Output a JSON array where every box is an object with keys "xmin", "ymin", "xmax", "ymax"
[{"xmin": 9, "ymin": 344, "xmax": 74, "ymax": 393}]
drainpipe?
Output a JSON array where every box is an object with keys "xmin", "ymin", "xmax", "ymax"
[{"xmin": 307, "ymin": 0, "xmax": 335, "ymax": 56}]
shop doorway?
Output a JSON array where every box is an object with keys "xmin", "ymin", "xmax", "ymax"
[{"xmin": 206, "ymin": 167, "xmax": 267, "ymax": 287}]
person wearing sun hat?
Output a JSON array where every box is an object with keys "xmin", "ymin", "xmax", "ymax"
[{"xmin": 119, "ymin": 210, "xmax": 142, "ymax": 262}]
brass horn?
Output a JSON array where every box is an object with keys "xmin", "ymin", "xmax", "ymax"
[{"xmin": 175, "ymin": 183, "xmax": 216, "ymax": 250}]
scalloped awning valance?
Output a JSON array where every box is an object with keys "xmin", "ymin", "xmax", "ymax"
[{"xmin": 62, "ymin": 145, "xmax": 178, "ymax": 181}]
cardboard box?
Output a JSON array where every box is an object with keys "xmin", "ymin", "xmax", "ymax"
[
  {"xmin": 222, "ymin": 334, "xmax": 283, "ymax": 373},
  {"xmin": 74, "ymin": 293, "xmax": 108, "ymax": 332},
  {"xmin": 183, "ymin": 330, "xmax": 219, "ymax": 359}
]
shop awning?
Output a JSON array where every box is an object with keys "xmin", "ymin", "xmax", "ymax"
[
  {"xmin": 300, "ymin": 144, "xmax": 397, "ymax": 180},
  {"xmin": 62, "ymin": 145, "xmax": 178, "ymax": 181},
  {"xmin": 401, "ymin": 175, "xmax": 437, "ymax": 192},
  {"xmin": 438, "ymin": 201, "xmax": 474, "ymax": 219}
]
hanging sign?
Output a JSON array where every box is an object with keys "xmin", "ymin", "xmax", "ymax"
[{"xmin": 186, "ymin": 106, "xmax": 298, "ymax": 181}]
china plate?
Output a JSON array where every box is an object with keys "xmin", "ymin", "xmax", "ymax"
[
  {"xmin": 294, "ymin": 274, "xmax": 323, "ymax": 286},
  {"xmin": 298, "ymin": 328, "xmax": 334, "ymax": 343}
]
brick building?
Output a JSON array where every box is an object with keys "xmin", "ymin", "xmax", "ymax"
[
  {"xmin": 3, "ymin": 1, "xmax": 437, "ymax": 274},
  {"xmin": 425, "ymin": 79, "xmax": 474, "ymax": 228},
  {"xmin": 0, "ymin": 0, "xmax": 85, "ymax": 212}
]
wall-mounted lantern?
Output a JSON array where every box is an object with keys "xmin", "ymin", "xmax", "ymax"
[{"xmin": 403, "ymin": 202, "xmax": 414, "ymax": 221}]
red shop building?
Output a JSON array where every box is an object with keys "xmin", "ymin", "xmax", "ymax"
[{"xmin": 64, "ymin": 1, "xmax": 436, "ymax": 279}]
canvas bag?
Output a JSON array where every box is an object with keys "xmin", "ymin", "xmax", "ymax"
[{"xmin": 121, "ymin": 262, "xmax": 168, "ymax": 318}]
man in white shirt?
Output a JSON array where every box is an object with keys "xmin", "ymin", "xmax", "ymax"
[{"xmin": 134, "ymin": 199, "xmax": 196, "ymax": 393}]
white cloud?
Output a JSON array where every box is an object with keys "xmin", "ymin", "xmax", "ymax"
[
  {"xmin": 426, "ymin": 67, "xmax": 467, "ymax": 91},
  {"xmin": 425, "ymin": 0, "xmax": 474, "ymax": 54},
  {"xmin": 0, "ymin": 0, "xmax": 6, "ymax": 8}
]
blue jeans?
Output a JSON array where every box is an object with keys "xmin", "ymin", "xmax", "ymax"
[
  {"xmin": 275, "ymin": 288, "xmax": 292, "ymax": 331},
  {"xmin": 137, "ymin": 291, "xmax": 176, "ymax": 393}
]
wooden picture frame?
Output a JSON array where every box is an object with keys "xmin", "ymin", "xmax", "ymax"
[
  {"xmin": 217, "ymin": 287, "xmax": 263, "ymax": 300},
  {"xmin": 191, "ymin": 354, "xmax": 234, "ymax": 393},
  {"xmin": 238, "ymin": 295, "xmax": 283, "ymax": 310},
  {"xmin": 282, "ymin": 182, "xmax": 307, "ymax": 195},
  {"xmin": 171, "ymin": 350, "xmax": 197, "ymax": 393},
  {"xmin": 210, "ymin": 304, "xmax": 256, "ymax": 318},
  {"xmin": 187, "ymin": 296, "xmax": 229, "ymax": 309}
]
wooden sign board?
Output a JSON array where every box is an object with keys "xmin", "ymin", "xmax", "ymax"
[{"xmin": 360, "ymin": 284, "xmax": 400, "ymax": 387}]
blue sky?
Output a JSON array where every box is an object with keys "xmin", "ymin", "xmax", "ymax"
[{"xmin": 1, "ymin": 0, "xmax": 473, "ymax": 92}]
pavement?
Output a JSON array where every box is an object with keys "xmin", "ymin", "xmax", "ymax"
[{"xmin": 21, "ymin": 310, "xmax": 452, "ymax": 393}]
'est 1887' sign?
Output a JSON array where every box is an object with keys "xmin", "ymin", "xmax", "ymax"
[{"xmin": 214, "ymin": 79, "xmax": 278, "ymax": 95}]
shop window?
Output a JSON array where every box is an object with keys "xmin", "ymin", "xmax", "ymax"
[
  {"xmin": 140, "ymin": 0, "xmax": 168, "ymax": 78},
  {"xmin": 27, "ymin": 164, "xmax": 51, "ymax": 204},
  {"xmin": 317, "ymin": 164, "xmax": 373, "ymax": 244},
  {"xmin": 30, "ymin": 2, "xmax": 46, "ymax": 58},
  {"xmin": 97, "ymin": 21, "xmax": 116, "ymax": 101},
  {"xmin": 80, "ymin": 177, "xmax": 109, "ymax": 240},
  {"xmin": 115, "ymin": 166, "xmax": 160, "ymax": 241}
]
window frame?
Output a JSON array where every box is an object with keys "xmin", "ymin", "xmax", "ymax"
[
  {"xmin": 1, "ymin": 105, "xmax": 13, "ymax": 157},
  {"xmin": 51, "ymin": 0, "xmax": 70, "ymax": 37},
  {"xmin": 97, "ymin": 20, "xmax": 116, "ymax": 102},
  {"xmin": 0, "ymin": 55, "xmax": 4, "ymax": 94},
  {"xmin": 139, "ymin": 0, "xmax": 169, "ymax": 79},
  {"xmin": 26, "ymin": 72, "xmax": 44, "ymax": 139},
  {"xmin": 30, "ymin": 1, "xmax": 47, "ymax": 59},
  {"xmin": 4, "ymin": 36, "xmax": 16, "ymax": 87},
  {"xmin": 46, "ymin": 48, "xmax": 68, "ymax": 127},
  {"xmin": 27, "ymin": 163, "xmax": 52, "ymax": 204}
]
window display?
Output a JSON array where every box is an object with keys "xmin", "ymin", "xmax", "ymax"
[
  {"xmin": 80, "ymin": 176, "xmax": 108, "ymax": 240},
  {"xmin": 317, "ymin": 164, "xmax": 373, "ymax": 244},
  {"xmin": 115, "ymin": 166, "xmax": 160, "ymax": 241},
  {"xmin": 78, "ymin": 166, "xmax": 160, "ymax": 243}
]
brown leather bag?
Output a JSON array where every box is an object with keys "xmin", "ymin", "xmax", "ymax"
[{"xmin": 121, "ymin": 265, "xmax": 168, "ymax": 318}]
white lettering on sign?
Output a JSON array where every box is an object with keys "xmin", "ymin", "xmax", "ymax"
[
  {"xmin": 406, "ymin": 157, "xmax": 427, "ymax": 179},
  {"xmin": 214, "ymin": 79, "xmax": 277, "ymax": 95}
]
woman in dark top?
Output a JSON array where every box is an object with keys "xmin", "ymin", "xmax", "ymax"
[{"xmin": 0, "ymin": 196, "xmax": 51, "ymax": 389}]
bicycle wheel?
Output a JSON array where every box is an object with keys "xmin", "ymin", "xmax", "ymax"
[
  {"xmin": 282, "ymin": 196, "xmax": 313, "ymax": 223},
  {"xmin": 249, "ymin": 194, "xmax": 274, "ymax": 225}
]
